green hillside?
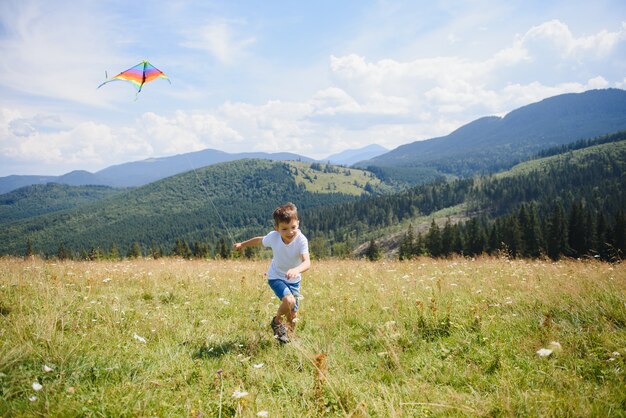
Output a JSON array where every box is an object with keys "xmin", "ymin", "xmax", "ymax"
[
  {"xmin": 0, "ymin": 183, "xmax": 122, "ymax": 223},
  {"xmin": 304, "ymin": 139, "xmax": 626, "ymax": 259},
  {"xmin": 0, "ymin": 160, "xmax": 377, "ymax": 257},
  {"xmin": 289, "ymin": 161, "xmax": 386, "ymax": 194}
]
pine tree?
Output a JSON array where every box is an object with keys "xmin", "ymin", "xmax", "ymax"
[
  {"xmin": 365, "ymin": 239, "xmax": 381, "ymax": 261},
  {"xmin": 500, "ymin": 215, "xmax": 522, "ymax": 258},
  {"xmin": 398, "ymin": 224, "xmax": 415, "ymax": 260},
  {"xmin": 174, "ymin": 239, "xmax": 192, "ymax": 258},
  {"xmin": 108, "ymin": 243, "xmax": 120, "ymax": 260},
  {"xmin": 150, "ymin": 241, "xmax": 163, "ymax": 259},
  {"xmin": 487, "ymin": 223, "xmax": 499, "ymax": 255},
  {"xmin": 568, "ymin": 201, "xmax": 587, "ymax": 258},
  {"xmin": 414, "ymin": 232, "xmax": 426, "ymax": 256},
  {"xmin": 519, "ymin": 203, "xmax": 543, "ymax": 258},
  {"xmin": 218, "ymin": 238, "xmax": 230, "ymax": 259},
  {"xmin": 193, "ymin": 241, "xmax": 210, "ymax": 258},
  {"xmin": 464, "ymin": 217, "xmax": 486, "ymax": 256},
  {"xmin": 25, "ymin": 240, "xmax": 34, "ymax": 259},
  {"xmin": 547, "ymin": 202, "xmax": 568, "ymax": 260},
  {"xmin": 127, "ymin": 242, "xmax": 142, "ymax": 258},
  {"xmin": 595, "ymin": 211, "xmax": 609, "ymax": 260},
  {"xmin": 441, "ymin": 218, "xmax": 455, "ymax": 257},
  {"xmin": 57, "ymin": 243, "xmax": 69, "ymax": 261},
  {"xmin": 88, "ymin": 246, "xmax": 103, "ymax": 261},
  {"xmin": 425, "ymin": 220, "xmax": 442, "ymax": 257},
  {"xmin": 612, "ymin": 209, "xmax": 626, "ymax": 259}
]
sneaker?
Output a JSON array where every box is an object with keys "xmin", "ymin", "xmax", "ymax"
[{"xmin": 271, "ymin": 317, "xmax": 289, "ymax": 344}]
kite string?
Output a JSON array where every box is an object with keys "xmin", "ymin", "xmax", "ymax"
[{"xmin": 185, "ymin": 155, "xmax": 236, "ymax": 245}]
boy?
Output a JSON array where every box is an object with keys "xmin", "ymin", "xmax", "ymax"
[{"xmin": 234, "ymin": 203, "xmax": 310, "ymax": 344}]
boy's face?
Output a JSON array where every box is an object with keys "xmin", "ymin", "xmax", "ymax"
[{"xmin": 275, "ymin": 218, "xmax": 299, "ymax": 244}]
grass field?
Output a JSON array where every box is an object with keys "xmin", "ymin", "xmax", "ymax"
[{"xmin": 1, "ymin": 257, "xmax": 624, "ymax": 417}]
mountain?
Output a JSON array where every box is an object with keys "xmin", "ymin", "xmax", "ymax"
[
  {"xmin": 324, "ymin": 144, "xmax": 388, "ymax": 166},
  {"xmin": 0, "ymin": 149, "xmax": 316, "ymax": 194},
  {"xmin": 306, "ymin": 136, "xmax": 626, "ymax": 257},
  {"xmin": 357, "ymin": 88, "xmax": 626, "ymax": 182},
  {"xmin": 94, "ymin": 149, "xmax": 317, "ymax": 188},
  {"xmin": 1, "ymin": 134, "xmax": 624, "ymax": 258},
  {"xmin": 0, "ymin": 159, "xmax": 374, "ymax": 256}
]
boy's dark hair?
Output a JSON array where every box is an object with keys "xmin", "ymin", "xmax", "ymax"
[{"xmin": 273, "ymin": 202, "xmax": 299, "ymax": 226}]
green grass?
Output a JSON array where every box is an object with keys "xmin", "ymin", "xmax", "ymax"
[
  {"xmin": 288, "ymin": 162, "xmax": 382, "ymax": 195},
  {"xmin": 1, "ymin": 257, "xmax": 624, "ymax": 417}
]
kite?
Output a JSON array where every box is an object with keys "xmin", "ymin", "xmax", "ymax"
[{"xmin": 98, "ymin": 60, "xmax": 170, "ymax": 96}]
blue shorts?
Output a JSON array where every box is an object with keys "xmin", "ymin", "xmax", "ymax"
[{"xmin": 268, "ymin": 280, "xmax": 300, "ymax": 312}]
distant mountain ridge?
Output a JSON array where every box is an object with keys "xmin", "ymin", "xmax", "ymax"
[
  {"xmin": 358, "ymin": 88, "xmax": 626, "ymax": 180},
  {"xmin": 324, "ymin": 144, "xmax": 388, "ymax": 166},
  {"xmin": 3, "ymin": 88, "xmax": 626, "ymax": 193},
  {"xmin": 0, "ymin": 149, "xmax": 316, "ymax": 194}
]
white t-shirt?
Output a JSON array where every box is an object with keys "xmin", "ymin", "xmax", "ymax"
[{"xmin": 262, "ymin": 230, "xmax": 309, "ymax": 283}]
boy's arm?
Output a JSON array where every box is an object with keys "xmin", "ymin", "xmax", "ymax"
[
  {"xmin": 233, "ymin": 236, "xmax": 263, "ymax": 251},
  {"xmin": 285, "ymin": 252, "xmax": 311, "ymax": 279}
]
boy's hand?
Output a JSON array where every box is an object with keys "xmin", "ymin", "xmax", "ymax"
[
  {"xmin": 285, "ymin": 268, "xmax": 299, "ymax": 279},
  {"xmin": 233, "ymin": 243, "xmax": 242, "ymax": 251}
]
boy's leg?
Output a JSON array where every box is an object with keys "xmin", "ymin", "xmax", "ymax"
[
  {"xmin": 276, "ymin": 294, "xmax": 296, "ymax": 323},
  {"xmin": 268, "ymin": 280, "xmax": 299, "ymax": 342},
  {"xmin": 287, "ymin": 310, "xmax": 297, "ymax": 333},
  {"xmin": 270, "ymin": 316, "xmax": 289, "ymax": 344}
]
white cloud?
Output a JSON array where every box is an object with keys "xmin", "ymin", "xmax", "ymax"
[
  {"xmin": 181, "ymin": 19, "xmax": 256, "ymax": 64},
  {"xmin": 0, "ymin": 107, "xmax": 244, "ymax": 173},
  {"xmin": 326, "ymin": 20, "xmax": 626, "ymax": 123},
  {"xmin": 520, "ymin": 19, "xmax": 626, "ymax": 60},
  {"xmin": 1, "ymin": 6, "xmax": 625, "ymax": 176}
]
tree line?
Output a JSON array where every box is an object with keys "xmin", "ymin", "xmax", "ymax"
[{"xmin": 394, "ymin": 202, "xmax": 625, "ymax": 261}]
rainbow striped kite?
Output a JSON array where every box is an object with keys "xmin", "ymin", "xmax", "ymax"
[{"xmin": 98, "ymin": 60, "xmax": 170, "ymax": 96}]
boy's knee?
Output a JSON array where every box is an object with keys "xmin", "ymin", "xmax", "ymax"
[{"xmin": 283, "ymin": 294, "xmax": 296, "ymax": 308}]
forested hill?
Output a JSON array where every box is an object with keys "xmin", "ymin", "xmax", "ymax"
[
  {"xmin": 358, "ymin": 88, "xmax": 626, "ymax": 182},
  {"xmin": 0, "ymin": 160, "xmax": 374, "ymax": 257},
  {"xmin": 303, "ymin": 137, "xmax": 626, "ymax": 258},
  {"xmin": 0, "ymin": 183, "xmax": 122, "ymax": 223}
]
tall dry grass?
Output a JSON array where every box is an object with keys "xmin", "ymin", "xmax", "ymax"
[{"xmin": 0, "ymin": 256, "xmax": 624, "ymax": 416}]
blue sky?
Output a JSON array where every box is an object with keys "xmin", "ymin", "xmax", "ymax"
[{"xmin": 1, "ymin": 0, "xmax": 625, "ymax": 176}]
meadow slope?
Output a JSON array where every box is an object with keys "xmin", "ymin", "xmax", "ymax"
[{"xmin": 0, "ymin": 258, "xmax": 624, "ymax": 417}]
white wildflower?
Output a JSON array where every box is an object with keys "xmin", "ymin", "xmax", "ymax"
[
  {"xmin": 102, "ymin": 278, "xmax": 112, "ymax": 283},
  {"xmin": 32, "ymin": 382, "xmax": 43, "ymax": 391},
  {"xmin": 536, "ymin": 348, "xmax": 553, "ymax": 357},
  {"xmin": 232, "ymin": 389, "xmax": 249, "ymax": 399},
  {"xmin": 29, "ymin": 396, "xmax": 37, "ymax": 402},
  {"xmin": 133, "ymin": 333, "xmax": 147, "ymax": 343},
  {"xmin": 43, "ymin": 365, "xmax": 53, "ymax": 373},
  {"xmin": 253, "ymin": 363, "xmax": 264, "ymax": 369},
  {"xmin": 257, "ymin": 411, "xmax": 269, "ymax": 417}
]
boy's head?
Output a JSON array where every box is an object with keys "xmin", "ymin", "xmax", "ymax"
[{"xmin": 273, "ymin": 202, "xmax": 299, "ymax": 227}]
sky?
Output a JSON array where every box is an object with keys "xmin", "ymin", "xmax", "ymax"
[{"xmin": 0, "ymin": 0, "xmax": 625, "ymax": 176}]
